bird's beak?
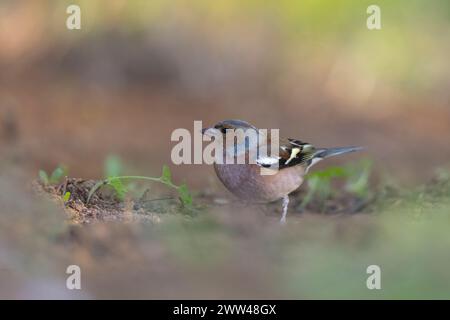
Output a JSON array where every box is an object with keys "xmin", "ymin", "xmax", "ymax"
[{"xmin": 315, "ymin": 146, "xmax": 364, "ymax": 159}]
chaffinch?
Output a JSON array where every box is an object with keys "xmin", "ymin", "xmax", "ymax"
[{"xmin": 202, "ymin": 119, "xmax": 363, "ymax": 224}]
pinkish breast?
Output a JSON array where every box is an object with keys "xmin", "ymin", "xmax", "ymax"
[{"xmin": 213, "ymin": 163, "xmax": 305, "ymax": 202}]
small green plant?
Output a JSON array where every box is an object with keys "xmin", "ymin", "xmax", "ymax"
[
  {"xmin": 104, "ymin": 154, "xmax": 123, "ymax": 178},
  {"xmin": 102, "ymin": 155, "xmax": 127, "ymax": 201},
  {"xmin": 299, "ymin": 159, "xmax": 373, "ymax": 210},
  {"xmin": 299, "ymin": 166, "xmax": 347, "ymax": 209},
  {"xmin": 63, "ymin": 191, "xmax": 71, "ymax": 202},
  {"xmin": 344, "ymin": 159, "xmax": 372, "ymax": 198},
  {"xmin": 87, "ymin": 165, "xmax": 193, "ymax": 208},
  {"xmin": 39, "ymin": 170, "xmax": 49, "ymax": 185},
  {"xmin": 38, "ymin": 165, "xmax": 68, "ymax": 185}
]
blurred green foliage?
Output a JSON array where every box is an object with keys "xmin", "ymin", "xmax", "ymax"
[
  {"xmin": 300, "ymin": 159, "xmax": 373, "ymax": 210},
  {"xmin": 44, "ymin": 0, "xmax": 450, "ymax": 95},
  {"xmin": 103, "ymin": 155, "xmax": 127, "ymax": 201},
  {"xmin": 104, "ymin": 154, "xmax": 123, "ymax": 179},
  {"xmin": 38, "ymin": 165, "xmax": 68, "ymax": 185}
]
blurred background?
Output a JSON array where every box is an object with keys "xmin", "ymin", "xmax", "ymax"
[
  {"xmin": 1, "ymin": 0, "xmax": 450, "ymax": 299},
  {"xmin": 1, "ymin": 0, "xmax": 450, "ymax": 183}
]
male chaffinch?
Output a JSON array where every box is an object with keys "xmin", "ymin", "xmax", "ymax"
[{"xmin": 202, "ymin": 119, "xmax": 363, "ymax": 224}]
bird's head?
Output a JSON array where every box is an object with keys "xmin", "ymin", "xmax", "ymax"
[
  {"xmin": 201, "ymin": 119, "xmax": 257, "ymax": 136},
  {"xmin": 201, "ymin": 120, "xmax": 262, "ymax": 161}
]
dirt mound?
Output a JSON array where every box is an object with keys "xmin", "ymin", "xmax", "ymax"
[{"xmin": 33, "ymin": 178, "xmax": 162, "ymax": 224}]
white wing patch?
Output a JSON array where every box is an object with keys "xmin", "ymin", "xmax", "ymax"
[{"xmin": 256, "ymin": 156, "xmax": 280, "ymax": 167}]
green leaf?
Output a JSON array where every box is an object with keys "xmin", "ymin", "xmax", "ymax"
[
  {"xmin": 49, "ymin": 166, "xmax": 66, "ymax": 184},
  {"xmin": 63, "ymin": 191, "xmax": 71, "ymax": 202},
  {"xmin": 307, "ymin": 166, "xmax": 347, "ymax": 180},
  {"xmin": 161, "ymin": 165, "xmax": 172, "ymax": 184},
  {"xmin": 104, "ymin": 155, "xmax": 123, "ymax": 178},
  {"xmin": 309, "ymin": 175, "xmax": 331, "ymax": 200},
  {"xmin": 299, "ymin": 180, "xmax": 317, "ymax": 208},
  {"xmin": 178, "ymin": 184, "xmax": 192, "ymax": 207},
  {"xmin": 307, "ymin": 175, "xmax": 322, "ymax": 191},
  {"xmin": 345, "ymin": 159, "xmax": 372, "ymax": 198},
  {"xmin": 39, "ymin": 170, "xmax": 49, "ymax": 185},
  {"xmin": 109, "ymin": 178, "xmax": 127, "ymax": 201}
]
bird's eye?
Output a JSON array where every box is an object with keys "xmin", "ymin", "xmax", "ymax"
[{"xmin": 215, "ymin": 125, "xmax": 229, "ymax": 134}]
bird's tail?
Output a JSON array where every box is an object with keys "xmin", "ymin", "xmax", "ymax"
[{"xmin": 314, "ymin": 146, "xmax": 363, "ymax": 159}]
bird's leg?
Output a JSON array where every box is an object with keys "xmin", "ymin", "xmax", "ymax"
[{"xmin": 280, "ymin": 195, "xmax": 289, "ymax": 225}]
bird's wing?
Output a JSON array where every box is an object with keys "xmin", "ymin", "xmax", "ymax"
[{"xmin": 256, "ymin": 138, "xmax": 316, "ymax": 170}]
